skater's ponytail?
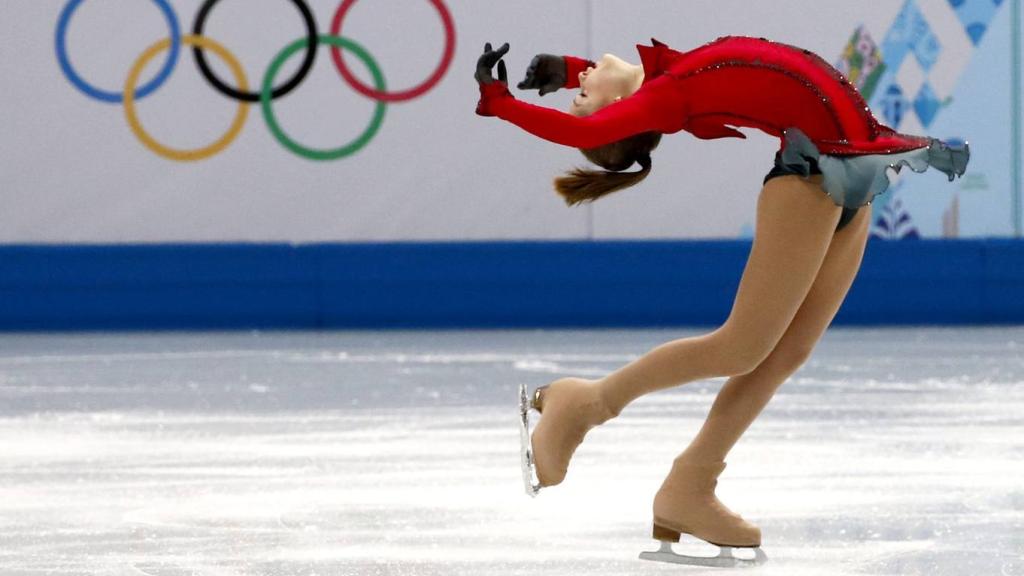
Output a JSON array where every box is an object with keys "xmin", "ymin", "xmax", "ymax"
[{"xmin": 554, "ymin": 131, "xmax": 661, "ymax": 206}]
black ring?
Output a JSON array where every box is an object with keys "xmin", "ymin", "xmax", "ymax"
[{"xmin": 191, "ymin": 0, "xmax": 317, "ymax": 103}]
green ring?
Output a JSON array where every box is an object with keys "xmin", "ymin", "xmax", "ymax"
[{"xmin": 262, "ymin": 34, "xmax": 387, "ymax": 161}]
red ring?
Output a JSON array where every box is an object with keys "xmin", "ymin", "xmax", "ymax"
[{"xmin": 329, "ymin": 0, "xmax": 455, "ymax": 102}]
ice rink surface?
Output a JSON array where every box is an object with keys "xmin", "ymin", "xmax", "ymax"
[{"xmin": 0, "ymin": 327, "xmax": 1022, "ymax": 576}]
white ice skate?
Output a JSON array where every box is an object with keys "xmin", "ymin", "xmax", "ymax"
[
  {"xmin": 639, "ymin": 539, "xmax": 768, "ymax": 568},
  {"xmin": 518, "ymin": 383, "xmax": 541, "ymax": 497}
]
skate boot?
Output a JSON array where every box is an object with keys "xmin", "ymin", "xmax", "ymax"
[
  {"xmin": 518, "ymin": 378, "xmax": 617, "ymax": 496},
  {"xmin": 639, "ymin": 456, "xmax": 768, "ymax": 567}
]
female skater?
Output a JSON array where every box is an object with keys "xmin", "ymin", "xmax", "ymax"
[{"xmin": 475, "ymin": 36, "xmax": 969, "ymax": 567}]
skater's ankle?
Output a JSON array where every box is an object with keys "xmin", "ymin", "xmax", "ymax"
[
  {"xmin": 594, "ymin": 380, "xmax": 624, "ymax": 421},
  {"xmin": 675, "ymin": 447, "xmax": 727, "ymax": 467},
  {"xmin": 547, "ymin": 377, "xmax": 620, "ymax": 423}
]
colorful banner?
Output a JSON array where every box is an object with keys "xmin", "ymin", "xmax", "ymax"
[{"xmin": 0, "ymin": 0, "xmax": 1018, "ymax": 242}]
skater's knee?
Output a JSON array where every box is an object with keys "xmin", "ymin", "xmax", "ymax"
[
  {"xmin": 726, "ymin": 353, "xmax": 769, "ymax": 377},
  {"xmin": 768, "ymin": 342, "xmax": 814, "ymax": 376},
  {"xmin": 707, "ymin": 325, "xmax": 776, "ymax": 377}
]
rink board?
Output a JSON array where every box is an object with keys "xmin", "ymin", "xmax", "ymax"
[{"xmin": 0, "ymin": 239, "xmax": 1022, "ymax": 330}]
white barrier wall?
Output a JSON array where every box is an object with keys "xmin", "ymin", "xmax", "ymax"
[{"xmin": 1, "ymin": 0, "xmax": 1019, "ymax": 242}]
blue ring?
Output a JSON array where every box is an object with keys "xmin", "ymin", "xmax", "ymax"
[{"xmin": 55, "ymin": 0, "xmax": 181, "ymax": 103}]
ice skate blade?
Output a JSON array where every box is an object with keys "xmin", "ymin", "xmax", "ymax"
[
  {"xmin": 639, "ymin": 540, "xmax": 768, "ymax": 568},
  {"xmin": 518, "ymin": 383, "xmax": 542, "ymax": 497}
]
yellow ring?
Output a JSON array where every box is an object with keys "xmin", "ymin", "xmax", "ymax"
[{"xmin": 124, "ymin": 35, "xmax": 249, "ymax": 162}]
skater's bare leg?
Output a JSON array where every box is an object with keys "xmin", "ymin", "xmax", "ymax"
[
  {"xmin": 597, "ymin": 175, "xmax": 843, "ymax": 416},
  {"xmin": 679, "ymin": 205, "xmax": 871, "ymax": 463},
  {"xmin": 646, "ymin": 204, "xmax": 869, "ymax": 552},
  {"xmin": 529, "ymin": 176, "xmax": 841, "ymax": 488}
]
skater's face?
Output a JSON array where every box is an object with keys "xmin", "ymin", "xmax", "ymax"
[{"xmin": 569, "ymin": 53, "xmax": 643, "ymax": 117}]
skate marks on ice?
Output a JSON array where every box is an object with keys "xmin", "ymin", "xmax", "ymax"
[
  {"xmin": 0, "ymin": 328, "xmax": 1022, "ymax": 575},
  {"xmin": 128, "ymin": 562, "xmax": 245, "ymax": 576}
]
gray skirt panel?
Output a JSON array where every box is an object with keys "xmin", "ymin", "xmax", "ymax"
[{"xmin": 778, "ymin": 128, "xmax": 970, "ymax": 209}]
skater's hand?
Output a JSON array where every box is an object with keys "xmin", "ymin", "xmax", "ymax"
[
  {"xmin": 475, "ymin": 42, "xmax": 510, "ymax": 85},
  {"xmin": 476, "ymin": 42, "xmax": 513, "ymax": 117},
  {"xmin": 517, "ymin": 54, "xmax": 567, "ymax": 96}
]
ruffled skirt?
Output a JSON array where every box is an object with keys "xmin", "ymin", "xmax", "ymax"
[{"xmin": 777, "ymin": 127, "xmax": 971, "ymax": 209}]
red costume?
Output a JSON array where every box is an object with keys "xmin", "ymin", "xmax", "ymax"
[
  {"xmin": 477, "ymin": 36, "xmax": 935, "ymax": 155},
  {"xmin": 476, "ymin": 36, "xmax": 969, "ymax": 209}
]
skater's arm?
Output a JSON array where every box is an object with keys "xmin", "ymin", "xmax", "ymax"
[
  {"xmin": 476, "ymin": 43, "xmax": 682, "ymax": 148},
  {"xmin": 478, "ymin": 80, "xmax": 680, "ymax": 149}
]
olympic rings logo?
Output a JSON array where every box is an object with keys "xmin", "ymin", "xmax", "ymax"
[{"xmin": 55, "ymin": 0, "xmax": 456, "ymax": 162}]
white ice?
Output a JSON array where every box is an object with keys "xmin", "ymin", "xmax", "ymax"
[{"xmin": 0, "ymin": 328, "xmax": 1021, "ymax": 576}]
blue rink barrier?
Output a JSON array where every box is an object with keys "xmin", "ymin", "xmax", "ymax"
[{"xmin": 0, "ymin": 239, "xmax": 1021, "ymax": 330}]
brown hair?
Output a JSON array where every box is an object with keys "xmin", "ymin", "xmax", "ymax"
[{"xmin": 553, "ymin": 131, "xmax": 662, "ymax": 206}]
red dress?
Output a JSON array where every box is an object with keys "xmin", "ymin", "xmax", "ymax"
[{"xmin": 476, "ymin": 36, "xmax": 969, "ymax": 208}]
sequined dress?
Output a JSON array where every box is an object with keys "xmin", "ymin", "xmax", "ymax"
[{"xmin": 476, "ymin": 36, "xmax": 969, "ymax": 208}]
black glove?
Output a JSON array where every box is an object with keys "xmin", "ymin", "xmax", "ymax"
[
  {"xmin": 475, "ymin": 42, "xmax": 509, "ymax": 85},
  {"xmin": 517, "ymin": 54, "xmax": 567, "ymax": 96}
]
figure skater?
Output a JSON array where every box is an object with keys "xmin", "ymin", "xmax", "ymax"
[{"xmin": 475, "ymin": 36, "xmax": 969, "ymax": 567}]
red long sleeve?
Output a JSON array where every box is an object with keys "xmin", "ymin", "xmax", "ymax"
[{"xmin": 479, "ymin": 76, "xmax": 686, "ymax": 149}]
